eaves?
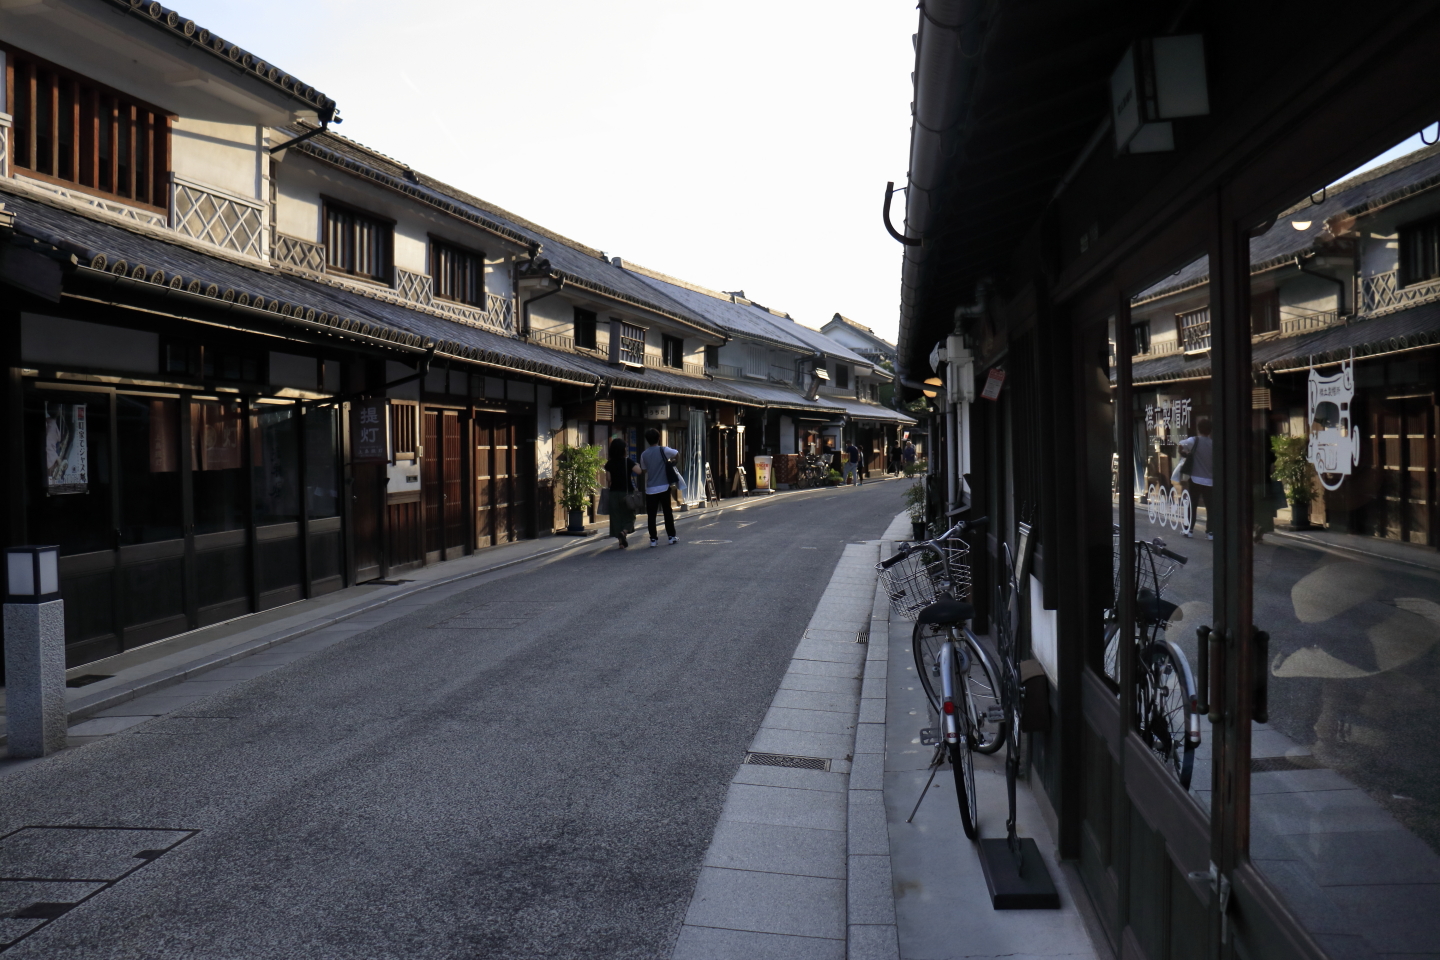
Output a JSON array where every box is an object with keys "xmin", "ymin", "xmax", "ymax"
[{"xmin": 544, "ymin": 270, "xmax": 726, "ymax": 342}]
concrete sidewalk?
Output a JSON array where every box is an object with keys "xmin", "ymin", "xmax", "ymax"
[{"xmin": 674, "ymin": 511, "xmax": 1103, "ymax": 960}]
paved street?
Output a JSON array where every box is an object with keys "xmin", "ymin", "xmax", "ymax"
[{"xmin": 0, "ymin": 483, "xmax": 903, "ymax": 959}]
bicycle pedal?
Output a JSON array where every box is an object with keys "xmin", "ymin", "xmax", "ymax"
[
  {"xmin": 985, "ymin": 706, "xmax": 1005, "ymax": 723},
  {"xmin": 919, "ymin": 728, "xmax": 940, "ymax": 746}
]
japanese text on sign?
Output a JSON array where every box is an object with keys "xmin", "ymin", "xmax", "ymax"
[{"xmin": 351, "ymin": 399, "xmax": 391, "ymax": 464}]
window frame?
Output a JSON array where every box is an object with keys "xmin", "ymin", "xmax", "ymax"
[
  {"xmin": 322, "ymin": 198, "xmax": 394, "ymax": 284},
  {"xmin": 835, "ymin": 364, "xmax": 851, "ymax": 389},
  {"xmin": 574, "ymin": 308, "xmax": 598, "ymax": 350},
  {"xmin": 662, "ymin": 334, "xmax": 685, "ymax": 369},
  {"xmin": 704, "ymin": 345, "xmax": 719, "ymax": 369},
  {"xmin": 612, "ymin": 319, "xmax": 646, "ymax": 367},
  {"xmin": 429, "ymin": 235, "xmax": 485, "ymax": 306},
  {"xmin": 3, "ymin": 42, "xmax": 173, "ymax": 213},
  {"xmin": 1398, "ymin": 214, "xmax": 1440, "ymax": 288}
]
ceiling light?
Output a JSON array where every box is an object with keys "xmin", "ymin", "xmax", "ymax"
[{"xmin": 1291, "ymin": 220, "xmax": 1312, "ymax": 231}]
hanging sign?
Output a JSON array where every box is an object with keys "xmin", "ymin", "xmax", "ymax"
[
  {"xmin": 980, "ymin": 368, "xmax": 1006, "ymax": 401},
  {"xmin": 44, "ymin": 402, "xmax": 89, "ymax": 495},
  {"xmin": 1307, "ymin": 356, "xmax": 1358, "ymax": 491},
  {"xmin": 351, "ymin": 398, "xmax": 392, "ymax": 464}
]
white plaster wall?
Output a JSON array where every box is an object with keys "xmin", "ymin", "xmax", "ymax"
[
  {"xmin": 485, "ymin": 260, "xmax": 512, "ymax": 299},
  {"xmin": 393, "ymin": 220, "xmax": 428, "ymax": 276},
  {"xmin": 527, "ymin": 295, "xmax": 573, "ymax": 334},
  {"xmin": 1362, "ymin": 232, "xmax": 1399, "ymax": 278},
  {"xmin": 172, "ymin": 118, "xmax": 264, "ymax": 200},
  {"xmin": 1278, "ymin": 273, "xmax": 1340, "ymax": 318}
]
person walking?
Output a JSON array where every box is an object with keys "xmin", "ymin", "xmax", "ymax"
[
  {"xmin": 602, "ymin": 436, "xmax": 640, "ymax": 549},
  {"xmin": 888, "ymin": 442, "xmax": 902, "ymax": 476},
  {"xmin": 843, "ymin": 440, "xmax": 863, "ymax": 486},
  {"xmin": 638, "ymin": 428, "xmax": 679, "ymax": 546},
  {"xmin": 902, "ymin": 439, "xmax": 916, "ymax": 470},
  {"xmin": 1178, "ymin": 417, "xmax": 1214, "ymax": 540}
]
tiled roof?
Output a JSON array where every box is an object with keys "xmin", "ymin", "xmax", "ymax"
[
  {"xmin": 616, "ymin": 263, "xmax": 819, "ymax": 352},
  {"xmin": 96, "ymin": 0, "xmax": 336, "ymax": 119},
  {"xmin": 1136, "ymin": 143, "xmax": 1440, "ymax": 302},
  {"xmin": 1129, "ymin": 301, "xmax": 1440, "ymax": 384},
  {"xmin": 288, "ymin": 129, "xmax": 724, "ymax": 340},
  {"xmin": 4, "ymin": 187, "xmax": 778, "ymax": 404},
  {"xmin": 753, "ymin": 309, "xmax": 874, "ymax": 367},
  {"xmin": 820, "ymin": 397, "xmax": 916, "ymax": 424}
]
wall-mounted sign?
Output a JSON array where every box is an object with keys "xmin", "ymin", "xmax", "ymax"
[
  {"xmin": 1308, "ymin": 357, "xmax": 1358, "ymax": 491},
  {"xmin": 980, "ymin": 368, "xmax": 1006, "ymax": 401},
  {"xmin": 645, "ymin": 401, "xmax": 673, "ymax": 421},
  {"xmin": 351, "ymin": 398, "xmax": 391, "ymax": 464},
  {"xmin": 43, "ymin": 402, "xmax": 88, "ymax": 495}
]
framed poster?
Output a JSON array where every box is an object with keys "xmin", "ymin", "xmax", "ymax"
[{"xmin": 44, "ymin": 402, "xmax": 89, "ymax": 495}]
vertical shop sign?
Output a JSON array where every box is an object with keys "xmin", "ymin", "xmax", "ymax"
[
  {"xmin": 1307, "ymin": 356, "xmax": 1358, "ymax": 490},
  {"xmin": 43, "ymin": 402, "xmax": 88, "ymax": 494},
  {"xmin": 351, "ymin": 398, "xmax": 391, "ymax": 464}
]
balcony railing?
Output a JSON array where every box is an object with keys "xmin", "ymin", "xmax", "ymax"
[
  {"xmin": 711, "ymin": 363, "xmax": 746, "ymax": 380},
  {"xmin": 432, "ymin": 292, "xmax": 516, "ymax": 335},
  {"xmin": 642, "ymin": 353, "xmax": 706, "ymax": 377},
  {"xmin": 1178, "ymin": 306, "xmax": 1211, "ymax": 353},
  {"xmin": 770, "ymin": 364, "xmax": 795, "ymax": 383},
  {"xmin": 1359, "ymin": 269, "xmax": 1440, "ymax": 317},
  {"xmin": 1279, "ymin": 311, "xmax": 1342, "ymax": 335},
  {"xmin": 1134, "ymin": 339, "xmax": 1182, "ymax": 361}
]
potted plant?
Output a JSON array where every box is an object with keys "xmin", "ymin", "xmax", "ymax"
[
  {"xmin": 903, "ymin": 479, "xmax": 927, "ymax": 540},
  {"xmin": 1270, "ymin": 434, "xmax": 1317, "ymax": 530},
  {"xmin": 556, "ymin": 444, "xmax": 605, "ymax": 534},
  {"xmin": 825, "ymin": 467, "xmax": 844, "ymax": 487}
]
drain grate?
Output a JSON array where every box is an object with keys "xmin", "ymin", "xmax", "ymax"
[{"xmin": 743, "ymin": 752, "xmax": 831, "ymax": 772}]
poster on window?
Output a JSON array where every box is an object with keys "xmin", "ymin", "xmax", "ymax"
[{"xmin": 44, "ymin": 402, "xmax": 88, "ymax": 495}]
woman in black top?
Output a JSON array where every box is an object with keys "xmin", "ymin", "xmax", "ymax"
[{"xmin": 602, "ymin": 436, "xmax": 641, "ymax": 549}]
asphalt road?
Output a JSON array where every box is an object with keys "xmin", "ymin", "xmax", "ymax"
[{"xmin": 0, "ymin": 481, "xmax": 904, "ymax": 959}]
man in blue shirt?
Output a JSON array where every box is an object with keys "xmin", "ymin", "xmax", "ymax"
[
  {"xmin": 638, "ymin": 428, "xmax": 679, "ymax": 546},
  {"xmin": 843, "ymin": 441, "xmax": 863, "ymax": 487}
]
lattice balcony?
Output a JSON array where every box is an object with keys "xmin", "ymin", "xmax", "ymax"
[
  {"xmin": 1178, "ymin": 306, "xmax": 1211, "ymax": 353},
  {"xmin": 1279, "ymin": 311, "xmax": 1342, "ymax": 334},
  {"xmin": 1359, "ymin": 269, "xmax": 1440, "ymax": 318},
  {"xmin": 171, "ymin": 177, "xmax": 265, "ymax": 259},
  {"xmin": 641, "ymin": 353, "xmax": 706, "ymax": 377}
]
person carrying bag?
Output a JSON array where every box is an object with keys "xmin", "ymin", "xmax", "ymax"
[
  {"xmin": 604, "ymin": 437, "xmax": 641, "ymax": 549},
  {"xmin": 638, "ymin": 428, "xmax": 680, "ymax": 547}
]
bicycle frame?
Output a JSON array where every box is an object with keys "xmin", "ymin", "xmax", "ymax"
[{"xmin": 937, "ymin": 640, "xmax": 969, "ymax": 747}]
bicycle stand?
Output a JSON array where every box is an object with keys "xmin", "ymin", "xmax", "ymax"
[{"xmin": 904, "ymin": 741, "xmax": 946, "ymax": 824}]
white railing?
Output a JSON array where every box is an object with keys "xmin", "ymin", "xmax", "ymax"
[
  {"xmin": 642, "ymin": 353, "xmax": 706, "ymax": 377},
  {"xmin": 1359, "ymin": 269, "xmax": 1440, "ymax": 317},
  {"xmin": 1279, "ymin": 311, "xmax": 1342, "ymax": 335},
  {"xmin": 770, "ymin": 364, "xmax": 794, "ymax": 383},
  {"xmin": 712, "ymin": 363, "xmax": 745, "ymax": 380},
  {"xmin": 1135, "ymin": 339, "xmax": 1182, "ymax": 361},
  {"xmin": 1179, "ymin": 307, "xmax": 1211, "ymax": 352}
]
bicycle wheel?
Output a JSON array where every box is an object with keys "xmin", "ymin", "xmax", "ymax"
[
  {"xmin": 912, "ymin": 621, "xmax": 945, "ymax": 714},
  {"xmin": 960, "ymin": 635, "xmax": 1005, "ymax": 754},
  {"xmin": 1138, "ymin": 640, "xmax": 1199, "ymax": 789},
  {"xmin": 950, "ymin": 645, "xmax": 980, "ymax": 839}
]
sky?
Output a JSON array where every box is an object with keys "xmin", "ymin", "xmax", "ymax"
[{"xmin": 177, "ymin": 0, "xmax": 918, "ymax": 344}]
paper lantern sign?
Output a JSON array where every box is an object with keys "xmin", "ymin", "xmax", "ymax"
[
  {"xmin": 980, "ymin": 368, "xmax": 1006, "ymax": 401},
  {"xmin": 352, "ymin": 398, "xmax": 392, "ymax": 464}
]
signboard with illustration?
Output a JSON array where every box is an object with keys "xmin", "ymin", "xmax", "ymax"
[
  {"xmin": 1307, "ymin": 357, "xmax": 1358, "ymax": 491},
  {"xmin": 44, "ymin": 402, "xmax": 88, "ymax": 495}
]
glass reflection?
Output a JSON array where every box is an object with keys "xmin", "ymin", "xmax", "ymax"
[{"xmin": 1248, "ymin": 137, "xmax": 1440, "ymax": 957}]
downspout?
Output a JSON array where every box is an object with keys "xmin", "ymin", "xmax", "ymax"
[
  {"xmin": 1294, "ymin": 254, "xmax": 1348, "ymax": 317},
  {"xmin": 519, "ymin": 277, "xmax": 566, "ymax": 340}
]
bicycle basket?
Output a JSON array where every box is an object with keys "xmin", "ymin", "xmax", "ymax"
[
  {"xmin": 876, "ymin": 540, "xmax": 971, "ymax": 620},
  {"xmin": 1112, "ymin": 540, "xmax": 1183, "ymax": 614}
]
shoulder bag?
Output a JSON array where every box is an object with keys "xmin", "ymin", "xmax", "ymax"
[{"xmin": 624, "ymin": 458, "xmax": 645, "ymax": 511}]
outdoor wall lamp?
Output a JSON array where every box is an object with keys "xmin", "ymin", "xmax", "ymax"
[{"xmin": 5, "ymin": 546, "xmax": 61, "ymax": 604}]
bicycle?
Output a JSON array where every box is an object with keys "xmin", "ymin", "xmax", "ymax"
[
  {"xmin": 795, "ymin": 454, "xmax": 826, "ymax": 489},
  {"xmin": 877, "ymin": 516, "xmax": 1002, "ymax": 840},
  {"xmin": 1103, "ymin": 530, "xmax": 1201, "ymax": 788}
]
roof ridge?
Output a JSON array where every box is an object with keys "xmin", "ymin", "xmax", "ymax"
[
  {"xmin": 1278, "ymin": 141, "xmax": 1440, "ymax": 218},
  {"xmin": 608, "ymin": 258, "xmax": 735, "ymax": 302}
]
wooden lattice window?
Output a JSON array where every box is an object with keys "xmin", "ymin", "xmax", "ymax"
[
  {"xmin": 324, "ymin": 201, "xmax": 391, "ymax": 283},
  {"xmin": 614, "ymin": 321, "xmax": 645, "ymax": 366},
  {"xmin": 1178, "ymin": 306, "xmax": 1211, "ymax": 353},
  {"xmin": 431, "ymin": 238, "xmax": 483, "ymax": 306},
  {"xmin": 391, "ymin": 400, "xmax": 418, "ymax": 460},
  {"xmin": 4, "ymin": 43, "xmax": 171, "ymax": 212}
]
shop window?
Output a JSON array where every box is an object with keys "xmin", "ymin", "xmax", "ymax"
[
  {"xmin": 252, "ymin": 405, "xmax": 300, "ymax": 524},
  {"xmin": 662, "ymin": 335, "xmax": 684, "ymax": 369},
  {"xmin": 574, "ymin": 308, "xmax": 598, "ymax": 349},
  {"xmin": 1250, "ymin": 289, "xmax": 1280, "ymax": 335},
  {"xmin": 431, "ymin": 238, "xmax": 483, "ymax": 306},
  {"xmin": 117, "ymin": 395, "xmax": 183, "ymax": 545},
  {"xmin": 190, "ymin": 400, "xmax": 247, "ymax": 535},
  {"xmin": 835, "ymin": 364, "xmax": 850, "ymax": 389},
  {"xmin": 5, "ymin": 43, "xmax": 171, "ymax": 212},
  {"xmin": 704, "ymin": 345, "xmax": 719, "ymax": 369},
  {"xmin": 324, "ymin": 202, "xmax": 392, "ymax": 283},
  {"xmin": 304, "ymin": 408, "xmax": 341, "ymax": 519},
  {"xmin": 27, "ymin": 389, "xmax": 113, "ymax": 555}
]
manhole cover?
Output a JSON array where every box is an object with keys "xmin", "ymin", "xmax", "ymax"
[
  {"xmin": 432, "ymin": 601, "xmax": 559, "ymax": 630},
  {"xmin": 0, "ymin": 827, "xmax": 196, "ymax": 952},
  {"xmin": 743, "ymin": 752, "xmax": 831, "ymax": 772}
]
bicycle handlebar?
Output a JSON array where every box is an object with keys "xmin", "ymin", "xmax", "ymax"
[{"xmin": 880, "ymin": 516, "xmax": 989, "ymax": 569}]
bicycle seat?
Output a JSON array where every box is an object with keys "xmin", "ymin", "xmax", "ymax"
[
  {"xmin": 917, "ymin": 599, "xmax": 975, "ymax": 625},
  {"xmin": 1137, "ymin": 589, "xmax": 1181, "ymax": 623}
]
